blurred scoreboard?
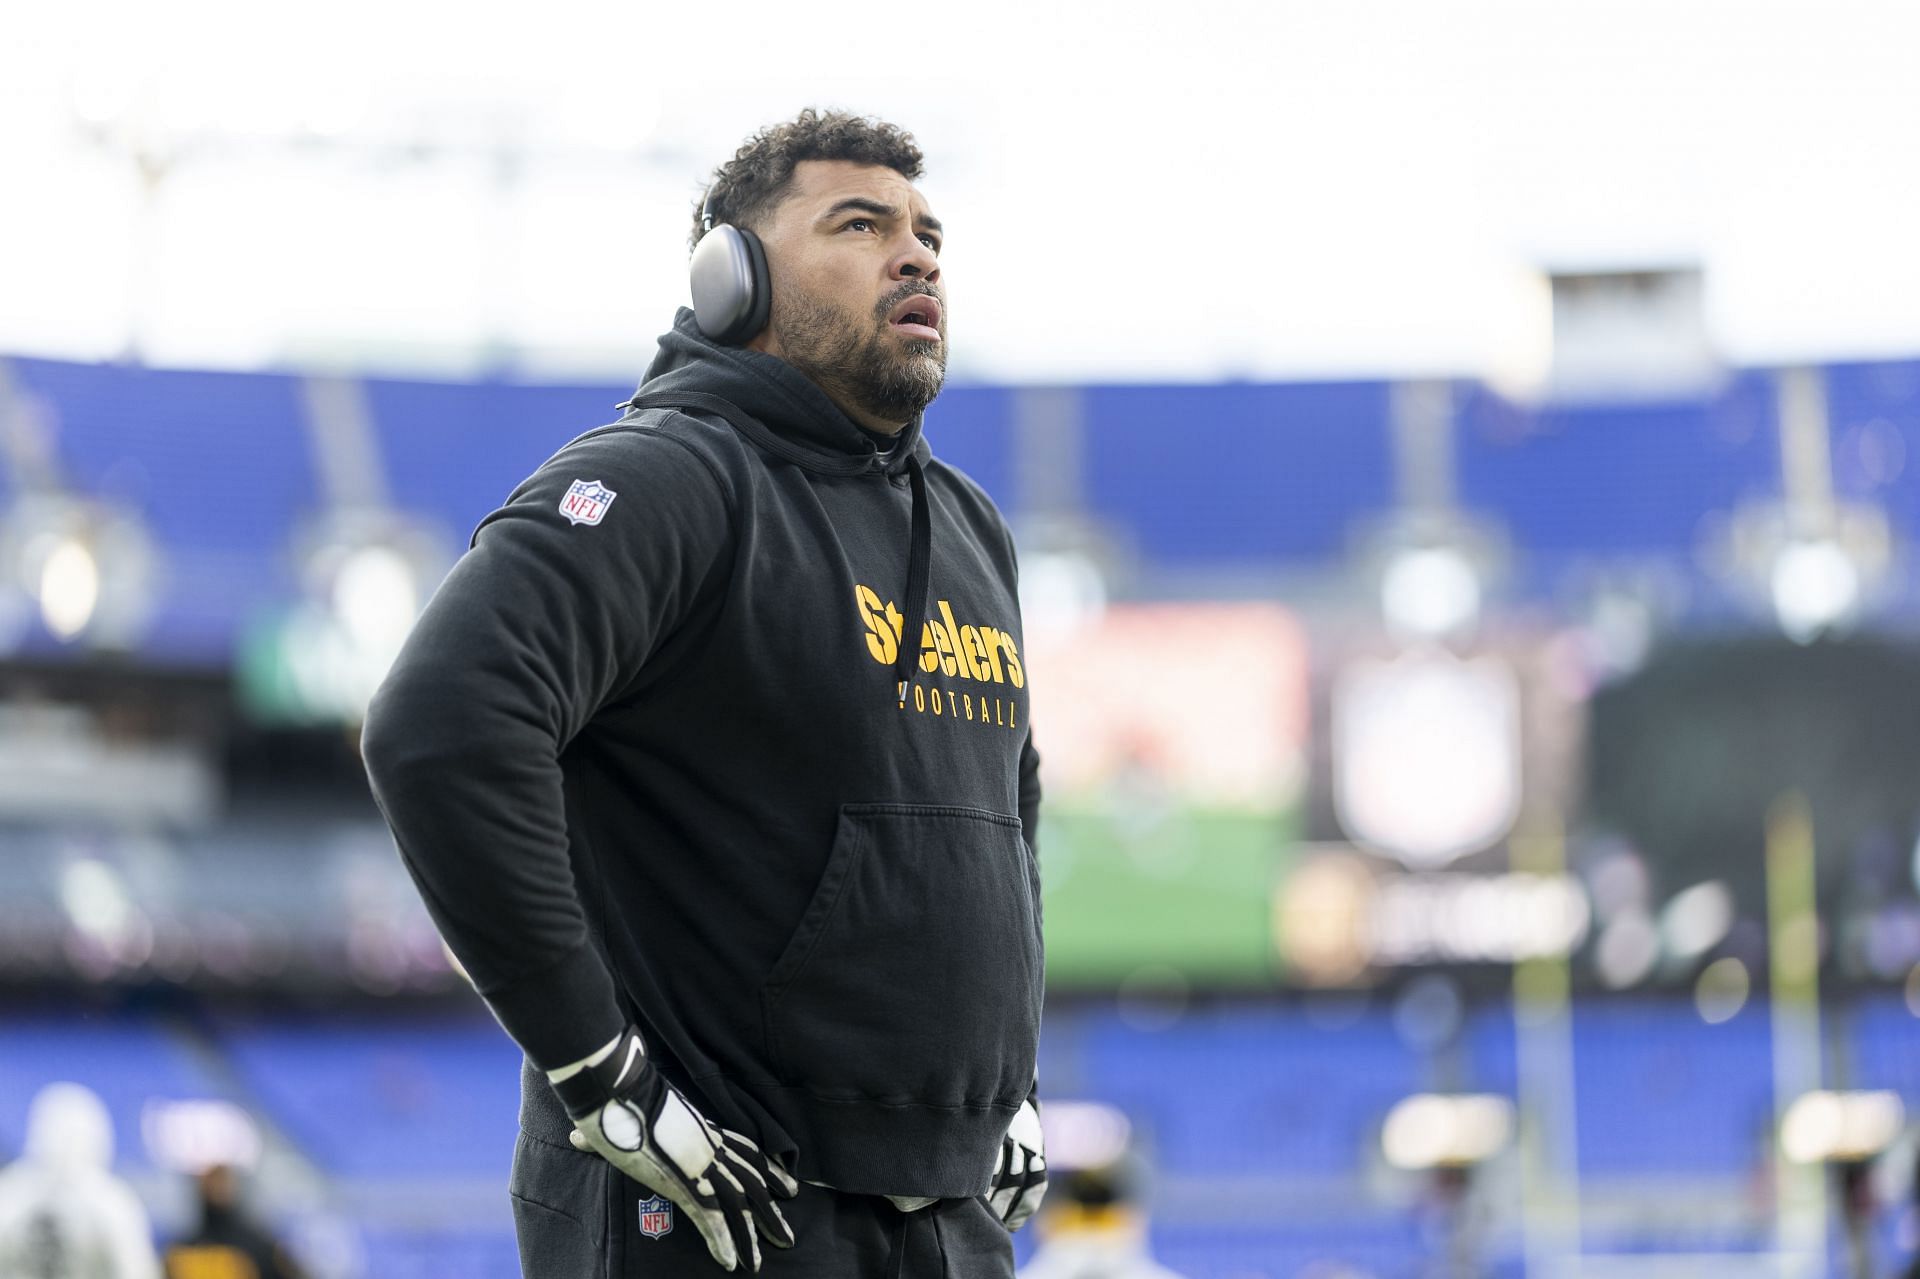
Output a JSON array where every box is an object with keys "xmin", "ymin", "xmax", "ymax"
[
  {"xmin": 1027, "ymin": 603, "xmax": 1307, "ymax": 989},
  {"xmin": 1026, "ymin": 607, "xmax": 1599, "ymax": 994}
]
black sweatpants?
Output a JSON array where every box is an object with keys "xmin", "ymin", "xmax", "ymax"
[{"xmin": 508, "ymin": 1062, "xmax": 1016, "ymax": 1278}]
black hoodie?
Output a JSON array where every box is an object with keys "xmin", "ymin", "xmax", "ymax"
[{"xmin": 361, "ymin": 309, "xmax": 1043, "ymax": 1199}]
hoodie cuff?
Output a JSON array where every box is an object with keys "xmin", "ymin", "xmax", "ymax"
[{"xmin": 475, "ymin": 943, "xmax": 626, "ymax": 1073}]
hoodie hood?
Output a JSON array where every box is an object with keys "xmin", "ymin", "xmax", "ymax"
[
  {"xmin": 632, "ymin": 308, "xmax": 930, "ymax": 477},
  {"xmin": 23, "ymin": 1082, "xmax": 113, "ymax": 1172}
]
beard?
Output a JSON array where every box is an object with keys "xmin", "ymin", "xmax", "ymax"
[{"xmin": 767, "ymin": 281, "xmax": 947, "ymax": 426}]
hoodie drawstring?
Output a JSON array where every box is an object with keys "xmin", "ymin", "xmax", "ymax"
[
  {"xmin": 891, "ymin": 453, "xmax": 932, "ymax": 704},
  {"xmin": 881, "ymin": 1199, "xmax": 951, "ymax": 1279}
]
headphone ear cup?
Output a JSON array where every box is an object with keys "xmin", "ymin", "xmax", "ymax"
[
  {"xmin": 739, "ymin": 227, "xmax": 771, "ymax": 341},
  {"xmin": 689, "ymin": 224, "xmax": 771, "ymax": 345}
]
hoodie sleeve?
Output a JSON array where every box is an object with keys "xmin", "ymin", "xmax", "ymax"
[{"xmin": 361, "ymin": 426, "xmax": 731, "ymax": 1070}]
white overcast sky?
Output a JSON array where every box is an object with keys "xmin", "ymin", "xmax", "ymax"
[{"xmin": 2, "ymin": 0, "xmax": 1917, "ymax": 382}]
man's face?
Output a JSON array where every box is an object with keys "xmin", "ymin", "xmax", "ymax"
[{"xmin": 747, "ymin": 159, "xmax": 947, "ymax": 432}]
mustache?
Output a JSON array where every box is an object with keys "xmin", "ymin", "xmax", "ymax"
[{"xmin": 873, "ymin": 281, "xmax": 945, "ymax": 326}]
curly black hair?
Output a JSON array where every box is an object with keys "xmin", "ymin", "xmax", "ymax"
[{"xmin": 692, "ymin": 109, "xmax": 925, "ymax": 252}]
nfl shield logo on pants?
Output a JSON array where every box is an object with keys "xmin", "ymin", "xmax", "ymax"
[{"xmin": 637, "ymin": 1195, "xmax": 674, "ymax": 1239}]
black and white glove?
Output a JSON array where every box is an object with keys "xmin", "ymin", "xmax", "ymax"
[
  {"xmin": 986, "ymin": 1098, "xmax": 1048, "ymax": 1231},
  {"xmin": 551, "ymin": 1026, "xmax": 798, "ymax": 1272}
]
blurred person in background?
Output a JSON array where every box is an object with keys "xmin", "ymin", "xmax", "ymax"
[
  {"xmin": 1018, "ymin": 1161, "xmax": 1183, "ymax": 1279},
  {"xmin": 363, "ymin": 107, "xmax": 1046, "ymax": 1276},
  {"xmin": 1903, "ymin": 1143, "xmax": 1920, "ymax": 1279},
  {"xmin": 161, "ymin": 1165, "xmax": 305, "ymax": 1279},
  {"xmin": 0, "ymin": 1082, "xmax": 161, "ymax": 1279}
]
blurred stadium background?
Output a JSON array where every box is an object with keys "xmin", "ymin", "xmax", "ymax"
[{"xmin": 5, "ymin": 2, "xmax": 1920, "ymax": 1276}]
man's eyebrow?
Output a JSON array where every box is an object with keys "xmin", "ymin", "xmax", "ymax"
[
  {"xmin": 819, "ymin": 197, "xmax": 898, "ymax": 224},
  {"xmin": 819, "ymin": 197, "xmax": 943, "ymax": 236}
]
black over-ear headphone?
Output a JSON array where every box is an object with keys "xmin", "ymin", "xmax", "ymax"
[{"xmin": 689, "ymin": 190, "xmax": 771, "ymax": 345}]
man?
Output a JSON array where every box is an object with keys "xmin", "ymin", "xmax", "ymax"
[
  {"xmin": 362, "ymin": 109, "xmax": 1047, "ymax": 1277},
  {"xmin": 1018, "ymin": 1162, "xmax": 1186, "ymax": 1279},
  {"xmin": 163, "ymin": 1164, "xmax": 307, "ymax": 1279},
  {"xmin": 0, "ymin": 1082, "xmax": 161, "ymax": 1279}
]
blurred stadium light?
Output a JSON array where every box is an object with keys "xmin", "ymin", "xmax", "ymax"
[
  {"xmin": 141, "ymin": 1098, "xmax": 264, "ymax": 1174},
  {"xmin": 1332, "ymin": 653, "xmax": 1522, "ymax": 869},
  {"xmin": 1035, "ymin": 1101, "xmax": 1135, "ymax": 1174},
  {"xmin": 1380, "ymin": 1094, "xmax": 1514, "ymax": 1172},
  {"xmin": 1716, "ymin": 366, "xmax": 1895, "ymax": 642},
  {"xmin": 1779, "ymin": 1091, "xmax": 1904, "ymax": 1167},
  {"xmin": 0, "ymin": 366, "xmax": 161, "ymax": 652}
]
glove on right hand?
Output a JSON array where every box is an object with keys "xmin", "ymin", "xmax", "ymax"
[
  {"xmin": 986, "ymin": 1097, "xmax": 1048, "ymax": 1231},
  {"xmin": 552, "ymin": 1026, "xmax": 798, "ymax": 1273}
]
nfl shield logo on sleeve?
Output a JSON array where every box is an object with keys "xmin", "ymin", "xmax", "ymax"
[
  {"xmin": 637, "ymin": 1194, "xmax": 674, "ymax": 1239},
  {"xmin": 559, "ymin": 479, "xmax": 617, "ymax": 526}
]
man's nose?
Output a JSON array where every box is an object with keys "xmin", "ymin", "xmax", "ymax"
[{"xmin": 890, "ymin": 236, "xmax": 939, "ymax": 284}]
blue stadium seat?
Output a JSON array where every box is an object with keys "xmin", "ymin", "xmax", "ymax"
[
  {"xmin": 1824, "ymin": 358, "xmax": 1920, "ymax": 532},
  {"xmin": 9, "ymin": 358, "xmax": 316, "ymax": 663},
  {"xmin": 354, "ymin": 1226, "xmax": 520, "ymax": 1279},
  {"xmin": 0, "ymin": 1012, "xmax": 231, "ymax": 1172},
  {"xmin": 11, "ymin": 353, "xmax": 1920, "ymax": 664},
  {"xmin": 1472, "ymin": 1000, "xmax": 1779, "ymax": 1179},
  {"xmin": 210, "ymin": 1013, "xmax": 523, "ymax": 1180},
  {"xmin": 1067, "ymin": 1003, "xmax": 1419, "ymax": 1178},
  {"xmin": 1575, "ymin": 1001, "xmax": 1773, "ymax": 1177},
  {"xmin": 1844, "ymin": 993, "xmax": 1920, "ymax": 1098},
  {"xmin": 1083, "ymin": 381, "xmax": 1395, "ymax": 563},
  {"xmin": 1153, "ymin": 1217, "xmax": 1424, "ymax": 1278},
  {"xmin": 924, "ymin": 385, "xmax": 1016, "ymax": 510},
  {"xmin": 1456, "ymin": 375, "xmax": 1782, "ymax": 557},
  {"xmin": 363, "ymin": 377, "xmax": 629, "ymax": 554}
]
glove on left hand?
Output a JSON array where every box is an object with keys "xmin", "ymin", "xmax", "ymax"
[
  {"xmin": 986, "ymin": 1098, "xmax": 1047, "ymax": 1231},
  {"xmin": 553, "ymin": 1026, "xmax": 798, "ymax": 1272}
]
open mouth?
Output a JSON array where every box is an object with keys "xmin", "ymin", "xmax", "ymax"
[{"xmin": 888, "ymin": 293, "xmax": 943, "ymax": 341}]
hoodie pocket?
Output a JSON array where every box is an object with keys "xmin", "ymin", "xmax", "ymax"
[{"xmin": 762, "ymin": 802, "xmax": 1043, "ymax": 1106}]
